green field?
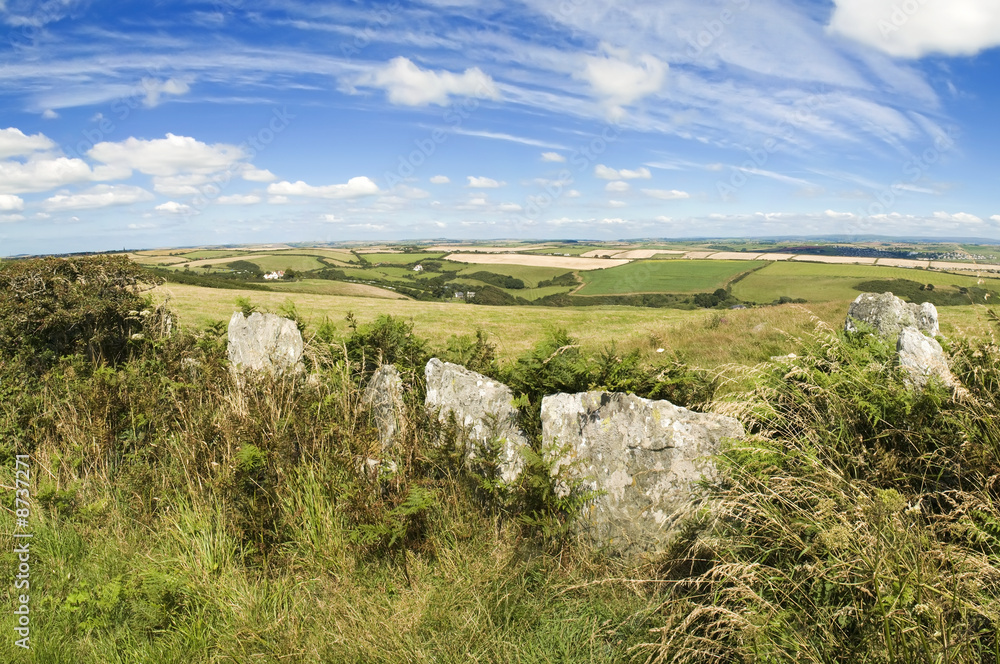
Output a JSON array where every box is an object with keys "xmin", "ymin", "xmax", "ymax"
[
  {"xmin": 733, "ymin": 261, "xmax": 1000, "ymax": 302},
  {"xmin": 453, "ymin": 263, "xmax": 572, "ymax": 287},
  {"xmin": 577, "ymin": 260, "xmax": 762, "ymax": 295},
  {"xmin": 363, "ymin": 252, "xmax": 445, "ymax": 264},
  {"xmin": 264, "ymin": 278, "xmax": 407, "ymax": 299},
  {"xmin": 243, "ymin": 254, "xmax": 327, "ymax": 272},
  {"xmin": 269, "ymin": 248, "xmax": 359, "ymax": 263}
]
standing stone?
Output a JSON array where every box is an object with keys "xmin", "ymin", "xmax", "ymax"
[
  {"xmin": 541, "ymin": 391, "xmax": 744, "ymax": 556},
  {"xmin": 364, "ymin": 364, "xmax": 405, "ymax": 451},
  {"xmin": 227, "ymin": 311, "xmax": 304, "ymax": 374},
  {"xmin": 424, "ymin": 358, "xmax": 527, "ymax": 484},
  {"xmin": 844, "ymin": 292, "xmax": 939, "ymax": 337},
  {"xmin": 897, "ymin": 326, "xmax": 962, "ymax": 391}
]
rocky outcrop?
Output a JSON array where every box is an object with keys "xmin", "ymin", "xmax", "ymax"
[
  {"xmin": 227, "ymin": 312, "xmax": 304, "ymax": 374},
  {"xmin": 843, "ymin": 293, "xmax": 962, "ymax": 393},
  {"xmin": 541, "ymin": 391, "xmax": 744, "ymax": 556},
  {"xmin": 845, "ymin": 292, "xmax": 939, "ymax": 337},
  {"xmin": 897, "ymin": 326, "xmax": 961, "ymax": 391},
  {"xmin": 424, "ymin": 358, "xmax": 527, "ymax": 484},
  {"xmin": 364, "ymin": 364, "xmax": 405, "ymax": 451}
]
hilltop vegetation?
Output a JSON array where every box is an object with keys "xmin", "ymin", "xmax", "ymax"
[{"xmin": 4, "ymin": 255, "xmax": 1000, "ymax": 662}]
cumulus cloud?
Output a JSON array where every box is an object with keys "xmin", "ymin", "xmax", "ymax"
[
  {"xmin": 0, "ymin": 194, "xmax": 24, "ymax": 211},
  {"xmin": 467, "ymin": 176, "xmax": 502, "ymax": 188},
  {"xmin": 577, "ymin": 45, "xmax": 666, "ymax": 118},
  {"xmin": 267, "ymin": 177, "xmax": 379, "ymax": 199},
  {"xmin": 216, "ymin": 194, "xmax": 262, "ymax": 205},
  {"xmin": 430, "ymin": 175, "xmax": 450, "ymax": 184},
  {"xmin": 541, "ymin": 152, "xmax": 566, "ymax": 163},
  {"xmin": 155, "ymin": 201, "xmax": 194, "ymax": 214},
  {"xmin": 89, "ymin": 134, "xmax": 246, "ymax": 177},
  {"xmin": 41, "ymin": 109, "xmax": 58, "ymax": 120},
  {"xmin": 242, "ymin": 168, "xmax": 276, "ymax": 182},
  {"xmin": 0, "ymin": 156, "xmax": 126, "ymax": 194},
  {"xmin": 642, "ymin": 188, "xmax": 690, "ymax": 200},
  {"xmin": 992, "ymin": 214, "xmax": 1000, "ymax": 224},
  {"xmin": 825, "ymin": 209, "xmax": 857, "ymax": 219},
  {"xmin": 43, "ymin": 185, "xmax": 154, "ymax": 211},
  {"xmin": 605, "ymin": 180, "xmax": 630, "ymax": 192},
  {"xmin": 608, "ymin": 200, "xmax": 627, "ymax": 208},
  {"xmin": 498, "ymin": 202, "xmax": 523, "ymax": 212},
  {"xmin": 933, "ymin": 211, "xmax": 984, "ymax": 224},
  {"xmin": 352, "ymin": 57, "xmax": 499, "ymax": 106},
  {"xmin": 0, "ymin": 127, "xmax": 56, "ymax": 158},
  {"xmin": 594, "ymin": 164, "xmax": 651, "ymax": 180},
  {"xmin": 828, "ymin": 0, "xmax": 1000, "ymax": 57}
]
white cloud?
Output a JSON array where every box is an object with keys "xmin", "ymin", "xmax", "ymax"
[
  {"xmin": 594, "ymin": 164, "xmax": 651, "ymax": 180},
  {"xmin": 352, "ymin": 56, "xmax": 499, "ymax": 106},
  {"xmin": 0, "ymin": 156, "xmax": 126, "ymax": 194},
  {"xmin": 0, "ymin": 128, "xmax": 56, "ymax": 158},
  {"xmin": 393, "ymin": 185, "xmax": 430, "ymax": 199},
  {"xmin": 267, "ymin": 177, "xmax": 380, "ymax": 199},
  {"xmin": 605, "ymin": 180, "xmax": 630, "ymax": 192},
  {"xmin": 323, "ymin": 214, "xmax": 340, "ymax": 222},
  {"xmin": 89, "ymin": 134, "xmax": 246, "ymax": 177},
  {"xmin": 577, "ymin": 45, "xmax": 666, "ymax": 118},
  {"xmin": 430, "ymin": 175, "xmax": 450, "ymax": 184},
  {"xmin": 825, "ymin": 209, "xmax": 857, "ymax": 219},
  {"xmin": 155, "ymin": 201, "xmax": 194, "ymax": 214},
  {"xmin": 453, "ymin": 129, "xmax": 565, "ymax": 149},
  {"xmin": 566, "ymin": 189, "xmax": 581, "ymax": 198},
  {"xmin": 43, "ymin": 185, "xmax": 154, "ymax": 211},
  {"xmin": 140, "ymin": 78, "xmax": 191, "ymax": 107},
  {"xmin": 608, "ymin": 200, "xmax": 627, "ymax": 208},
  {"xmin": 0, "ymin": 214, "xmax": 25, "ymax": 223},
  {"xmin": 828, "ymin": 0, "xmax": 1000, "ymax": 58},
  {"xmin": 642, "ymin": 189, "xmax": 690, "ymax": 200},
  {"xmin": 41, "ymin": 109, "xmax": 58, "ymax": 120},
  {"xmin": 0, "ymin": 194, "xmax": 24, "ymax": 211},
  {"xmin": 242, "ymin": 168, "xmax": 276, "ymax": 182},
  {"xmin": 991, "ymin": 215, "xmax": 1000, "ymax": 224},
  {"xmin": 152, "ymin": 173, "xmax": 211, "ymax": 197},
  {"xmin": 541, "ymin": 152, "xmax": 566, "ymax": 163},
  {"xmin": 933, "ymin": 211, "xmax": 984, "ymax": 224},
  {"xmin": 467, "ymin": 176, "xmax": 503, "ymax": 188},
  {"xmin": 498, "ymin": 202, "xmax": 523, "ymax": 212},
  {"xmin": 655, "ymin": 216, "xmax": 672, "ymax": 223},
  {"xmin": 216, "ymin": 194, "xmax": 262, "ymax": 205},
  {"xmin": 268, "ymin": 195, "xmax": 290, "ymax": 205}
]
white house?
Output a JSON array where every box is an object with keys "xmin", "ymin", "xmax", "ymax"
[
  {"xmin": 263, "ymin": 270, "xmax": 285, "ymax": 280},
  {"xmin": 413, "ymin": 264, "xmax": 424, "ymax": 272}
]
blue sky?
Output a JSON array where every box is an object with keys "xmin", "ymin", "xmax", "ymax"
[{"xmin": 1, "ymin": 0, "xmax": 1000, "ymax": 255}]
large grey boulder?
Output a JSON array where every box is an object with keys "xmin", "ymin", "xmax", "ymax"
[
  {"xmin": 424, "ymin": 358, "xmax": 527, "ymax": 484},
  {"xmin": 845, "ymin": 292, "xmax": 939, "ymax": 337},
  {"xmin": 897, "ymin": 326, "xmax": 962, "ymax": 391},
  {"xmin": 364, "ymin": 364, "xmax": 405, "ymax": 451},
  {"xmin": 227, "ymin": 311, "xmax": 304, "ymax": 374},
  {"xmin": 542, "ymin": 391, "xmax": 744, "ymax": 556}
]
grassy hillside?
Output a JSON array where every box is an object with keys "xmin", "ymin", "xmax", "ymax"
[
  {"xmin": 733, "ymin": 260, "xmax": 1000, "ymax": 302},
  {"xmin": 3, "ymin": 255, "xmax": 1000, "ymax": 662}
]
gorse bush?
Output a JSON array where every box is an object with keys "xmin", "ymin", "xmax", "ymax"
[{"xmin": 0, "ymin": 255, "xmax": 163, "ymax": 371}]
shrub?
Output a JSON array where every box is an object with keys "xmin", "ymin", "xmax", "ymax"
[{"xmin": 0, "ymin": 255, "xmax": 161, "ymax": 370}]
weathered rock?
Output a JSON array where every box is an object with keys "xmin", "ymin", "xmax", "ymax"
[
  {"xmin": 424, "ymin": 358, "xmax": 527, "ymax": 483},
  {"xmin": 364, "ymin": 364, "xmax": 405, "ymax": 451},
  {"xmin": 845, "ymin": 292, "xmax": 939, "ymax": 338},
  {"xmin": 541, "ymin": 391, "xmax": 744, "ymax": 556},
  {"xmin": 897, "ymin": 326, "xmax": 962, "ymax": 391},
  {"xmin": 227, "ymin": 311, "xmax": 304, "ymax": 374}
]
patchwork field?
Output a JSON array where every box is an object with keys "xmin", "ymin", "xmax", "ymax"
[
  {"xmin": 444, "ymin": 253, "xmax": 628, "ymax": 270},
  {"xmin": 577, "ymin": 260, "xmax": 763, "ymax": 295}
]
